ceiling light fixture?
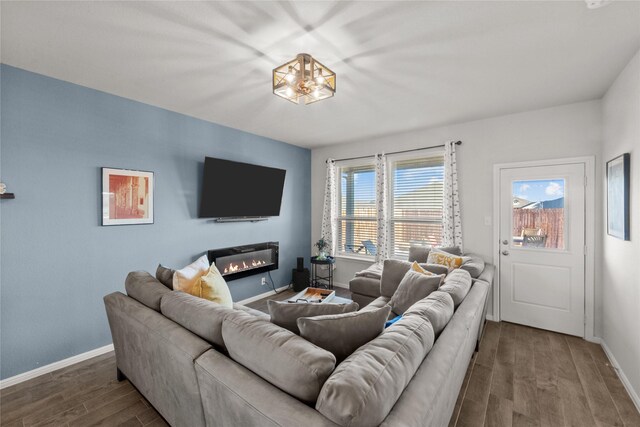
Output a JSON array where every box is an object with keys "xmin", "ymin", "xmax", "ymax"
[{"xmin": 273, "ymin": 53, "xmax": 336, "ymax": 105}]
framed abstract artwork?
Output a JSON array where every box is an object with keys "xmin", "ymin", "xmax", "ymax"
[
  {"xmin": 606, "ymin": 153, "xmax": 630, "ymax": 240},
  {"xmin": 102, "ymin": 167, "xmax": 154, "ymax": 226}
]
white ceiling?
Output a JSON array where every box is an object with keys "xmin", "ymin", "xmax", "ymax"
[{"xmin": 2, "ymin": 1, "xmax": 640, "ymax": 148}]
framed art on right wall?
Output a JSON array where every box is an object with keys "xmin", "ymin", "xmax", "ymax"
[{"xmin": 606, "ymin": 153, "xmax": 630, "ymax": 240}]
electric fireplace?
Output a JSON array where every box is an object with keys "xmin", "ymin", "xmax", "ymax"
[{"xmin": 208, "ymin": 242, "xmax": 279, "ymax": 281}]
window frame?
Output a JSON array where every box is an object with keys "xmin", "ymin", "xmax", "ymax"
[
  {"xmin": 333, "ymin": 150, "xmax": 446, "ymax": 261},
  {"xmin": 335, "ymin": 159, "xmax": 378, "ymax": 260},
  {"xmin": 386, "ymin": 150, "xmax": 445, "ymax": 259}
]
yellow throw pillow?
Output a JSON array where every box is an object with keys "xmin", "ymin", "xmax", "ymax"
[
  {"xmin": 426, "ymin": 248, "xmax": 464, "ymax": 269},
  {"xmin": 191, "ymin": 263, "xmax": 233, "ymax": 309},
  {"xmin": 173, "ymin": 254, "xmax": 210, "ymax": 293},
  {"xmin": 411, "ymin": 261, "xmax": 435, "ymax": 276}
]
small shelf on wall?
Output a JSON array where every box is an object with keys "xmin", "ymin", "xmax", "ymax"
[{"xmin": 0, "ymin": 193, "xmax": 15, "ymax": 199}]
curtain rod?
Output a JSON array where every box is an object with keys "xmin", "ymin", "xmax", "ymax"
[{"xmin": 327, "ymin": 141, "xmax": 462, "ymax": 163}]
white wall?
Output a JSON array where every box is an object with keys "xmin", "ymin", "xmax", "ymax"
[
  {"xmin": 311, "ymin": 100, "xmax": 603, "ymax": 321},
  {"xmin": 601, "ymin": 48, "xmax": 640, "ymax": 402}
]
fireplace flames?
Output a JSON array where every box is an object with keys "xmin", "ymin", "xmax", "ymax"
[{"xmin": 223, "ymin": 259, "xmax": 268, "ymax": 275}]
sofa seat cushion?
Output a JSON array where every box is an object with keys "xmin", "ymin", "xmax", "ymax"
[
  {"xmin": 315, "ymin": 312, "xmax": 435, "ymax": 427},
  {"xmin": 125, "ymin": 271, "xmax": 172, "ymax": 311},
  {"xmin": 298, "ymin": 305, "xmax": 391, "ymax": 362},
  {"xmin": 268, "ymin": 300, "xmax": 358, "ymax": 335},
  {"xmin": 354, "ymin": 262, "xmax": 383, "ymax": 280},
  {"xmin": 460, "ymin": 253, "xmax": 485, "ymax": 279},
  {"xmin": 439, "ymin": 269, "xmax": 473, "ymax": 307},
  {"xmin": 389, "ymin": 270, "xmax": 444, "ymax": 315},
  {"xmin": 403, "ymin": 291, "xmax": 454, "ymax": 336},
  {"xmin": 222, "ymin": 310, "xmax": 336, "ymax": 403},
  {"xmin": 349, "ymin": 276, "xmax": 381, "ymax": 298}
]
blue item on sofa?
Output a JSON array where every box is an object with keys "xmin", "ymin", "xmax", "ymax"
[{"xmin": 385, "ymin": 315, "xmax": 402, "ymax": 328}]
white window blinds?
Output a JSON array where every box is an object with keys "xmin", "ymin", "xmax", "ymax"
[
  {"xmin": 390, "ymin": 156, "xmax": 445, "ymax": 258},
  {"xmin": 335, "ymin": 153, "xmax": 445, "ymax": 259}
]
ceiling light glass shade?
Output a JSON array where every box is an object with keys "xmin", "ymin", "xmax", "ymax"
[{"xmin": 273, "ymin": 53, "xmax": 336, "ymax": 105}]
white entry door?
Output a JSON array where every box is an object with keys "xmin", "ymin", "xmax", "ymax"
[{"xmin": 499, "ymin": 163, "xmax": 585, "ymax": 337}]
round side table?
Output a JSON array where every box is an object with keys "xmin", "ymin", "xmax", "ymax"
[{"xmin": 310, "ymin": 256, "xmax": 335, "ymax": 289}]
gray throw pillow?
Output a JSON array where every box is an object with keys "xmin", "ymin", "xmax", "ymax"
[
  {"xmin": 155, "ymin": 264, "xmax": 175, "ymax": 289},
  {"xmin": 298, "ymin": 305, "xmax": 391, "ymax": 362},
  {"xmin": 389, "ymin": 270, "xmax": 444, "ymax": 315},
  {"xmin": 268, "ymin": 300, "xmax": 359, "ymax": 335},
  {"xmin": 439, "ymin": 269, "xmax": 472, "ymax": 307}
]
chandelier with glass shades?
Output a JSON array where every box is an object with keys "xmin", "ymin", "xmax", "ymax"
[{"xmin": 272, "ymin": 53, "xmax": 336, "ymax": 105}]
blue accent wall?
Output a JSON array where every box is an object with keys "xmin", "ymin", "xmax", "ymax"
[{"xmin": 0, "ymin": 65, "xmax": 311, "ymax": 379}]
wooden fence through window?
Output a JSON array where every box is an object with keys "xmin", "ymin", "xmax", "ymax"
[{"xmin": 512, "ymin": 208, "xmax": 564, "ymax": 249}]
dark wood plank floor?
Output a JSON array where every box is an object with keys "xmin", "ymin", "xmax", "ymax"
[
  {"xmin": 2, "ymin": 289, "xmax": 638, "ymax": 427},
  {"xmin": 448, "ymin": 321, "xmax": 640, "ymax": 427}
]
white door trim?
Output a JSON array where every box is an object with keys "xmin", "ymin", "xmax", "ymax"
[{"xmin": 492, "ymin": 156, "xmax": 596, "ymax": 340}]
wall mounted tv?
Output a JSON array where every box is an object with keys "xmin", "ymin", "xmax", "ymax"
[{"xmin": 199, "ymin": 157, "xmax": 286, "ymax": 221}]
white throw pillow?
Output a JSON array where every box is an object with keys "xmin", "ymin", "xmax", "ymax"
[{"xmin": 173, "ymin": 254, "xmax": 210, "ymax": 293}]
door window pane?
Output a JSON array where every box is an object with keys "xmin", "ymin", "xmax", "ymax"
[{"xmin": 512, "ymin": 179, "xmax": 565, "ymax": 249}]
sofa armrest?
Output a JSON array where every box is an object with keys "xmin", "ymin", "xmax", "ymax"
[
  {"xmin": 195, "ymin": 350, "xmax": 339, "ymax": 427},
  {"xmin": 474, "ymin": 264, "xmax": 495, "ymax": 287}
]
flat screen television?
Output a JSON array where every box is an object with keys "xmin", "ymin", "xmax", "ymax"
[{"xmin": 199, "ymin": 157, "xmax": 286, "ymax": 219}]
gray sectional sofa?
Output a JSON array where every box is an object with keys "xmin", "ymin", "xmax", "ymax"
[{"xmin": 104, "ymin": 260, "xmax": 494, "ymax": 427}]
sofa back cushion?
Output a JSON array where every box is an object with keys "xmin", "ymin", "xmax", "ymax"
[
  {"xmin": 222, "ymin": 310, "xmax": 336, "ymax": 403},
  {"xmin": 125, "ymin": 271, "xmax": 172, "ymax": 311},
  {"xmin": 407, "ymin": 245, "xmax": 462, "ymax": 263},
  {"xmin": 298, "ymin": 305, "xmax": 391, "ymax": 362},
  {"xmin": 160, "ymin": 291, "xmax": 233, "ymax": 349},
  {"xmin": 155, "ymin": 264, "xmax": 175, "ymax": 289},
  {"xmin": 389, "ymin": 270, "xmax": 444, "ymax": 315},
  {"xmin": 268, "ymin": 300, "xmax": 358, "ymax": 335},
  {"xmin": 403, "ymin": 291, "xmax": 454, "ymax": 336},
  {"xmin": 460, "ymin": 253, "xmax": 485, "ymax": 278},
  {"xmin": 315, "ymin": 313, "xmax": 435, "ymax": 427},
  {"xmin": 439, "ymin": 269, "xmax": 473, "ymax": 307}
]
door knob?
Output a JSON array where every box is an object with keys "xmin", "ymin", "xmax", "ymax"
[
  {"xmin": 502, "ymin": 250, "xmax": 510, "ymax": 256},
  {"xmin": 502, "ymin": 240, "xmax": 508, "ymax": 245}
]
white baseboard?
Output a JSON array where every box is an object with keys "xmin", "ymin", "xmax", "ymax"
[
  {"xmin": 485, "ymin": 314, "xmax": 497, "ymax": 322},
  {"xmin": 236, "ymin": 285, "xmax": 290, "ymax": 305},
  {"xmin": 600, "ymin": 339, "xmax": 640, "ymax": 413},
  {"xmin": 0, "ymin": 344, "xmax": 114, "ymax": 390},
  {"xmin": 333, "ymin": 282, "xmax": 349, "ymax": 289}
]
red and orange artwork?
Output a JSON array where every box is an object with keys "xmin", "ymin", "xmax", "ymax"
[
  {"xmin": 109, "ymin": 175, "xmax": 149, "ymax": 219},
  {"xmin": 102, "ymin": 168, "xmax": 154, "ymax": 225}
]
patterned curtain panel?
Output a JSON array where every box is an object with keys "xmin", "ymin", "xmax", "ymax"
[
  {"xmin": 375, "ymin": 154, "xmax": 389, "ymax": 262},
  {"xmin": 443, "ymin": 141, "xmax": 463, "ymax": 251},
  {"xmin": 321, "ymin": 159, "xmax": 337, "ymax": 255}
]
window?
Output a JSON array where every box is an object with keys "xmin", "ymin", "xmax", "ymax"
[
  {"xmin": 389, "ymin": 156, "xmax": 444, "ymax": 258},
  {"xmin": 336, "ymin": 153, "xmax": 445, "ymax": 259},
  {"xmin": 337, "ymin": 164, "xmax": 377, "ymax": 256}
]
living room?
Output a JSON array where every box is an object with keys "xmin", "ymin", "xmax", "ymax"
[{"xmin": 1, "ymin": 1, "xmax": 639, "ymax": 426}]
